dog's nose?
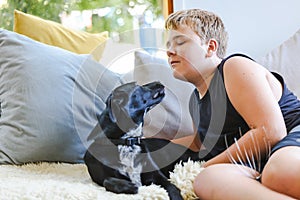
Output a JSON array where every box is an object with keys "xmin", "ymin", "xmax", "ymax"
[{"xmin": 153, "ymin": 81, "xmax": 164, "ymax": 88}]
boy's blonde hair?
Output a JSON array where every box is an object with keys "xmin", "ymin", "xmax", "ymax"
[{"xmin": 165, "ymin": 9, "xmax": 228, "ymax": 58}]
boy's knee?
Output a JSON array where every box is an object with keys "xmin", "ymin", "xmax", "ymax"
[
  {"xmin": 193, "ymin": 168, "xmax": 214, "ymax": 198},
  {"xmin": 193, "ymin": 165, "xmax": 223, "ymax": 198},
  {"xmin": 262, "ymin": 147, "xmax": 300, "ymax": 196},
  {"xmin": 193, "ymin": 170, "xmax": 205, "ymax": 197},
  {"xmin": 261, "ymin": 157, "xmax": 284, "ymax": 187}
]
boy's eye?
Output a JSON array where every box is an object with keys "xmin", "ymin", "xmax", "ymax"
[{"xmin": 176, "ymin": 40, "xmax": 186, "ymax": 45}]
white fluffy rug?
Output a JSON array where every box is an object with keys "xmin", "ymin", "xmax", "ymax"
[{"xmin": 0, "ymin": 160, "xmax": 204, "ymax": 200}]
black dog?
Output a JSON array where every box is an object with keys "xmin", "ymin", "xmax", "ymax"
[{"xmin": 84, "ymin": 81, "xmax": 200, "ymax": 200}]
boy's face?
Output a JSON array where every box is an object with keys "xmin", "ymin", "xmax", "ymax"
[{"xmin": 166, "ymin": 26, "xmax": 210, "ymax": 83}]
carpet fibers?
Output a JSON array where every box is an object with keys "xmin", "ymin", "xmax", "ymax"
[{"xmin": 0, "ymin": 160, "xmax": 204, "ymax": 200}]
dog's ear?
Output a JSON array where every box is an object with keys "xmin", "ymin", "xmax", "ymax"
[{"xmin": 106, "ymin": 94, "xmax": 117, "ymax": 123}]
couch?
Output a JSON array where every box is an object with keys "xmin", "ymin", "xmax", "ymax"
[{"xmin": 0, "ymin": 10, "xmax": 299, "ymax": 199}]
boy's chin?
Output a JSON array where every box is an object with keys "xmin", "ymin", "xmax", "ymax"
[{"xmin": 172, "ymin": 71, "xmax": 189, "ymax": 82}]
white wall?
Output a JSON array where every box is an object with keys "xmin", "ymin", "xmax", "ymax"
[{"xmin": 173, "ymin": 0, "xmax": 300, "ymax": 60}]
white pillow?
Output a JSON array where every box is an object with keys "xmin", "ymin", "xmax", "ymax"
[
  {"xmin": 258, "ymin": 29, "xmax": 300, "ymax": 97},
  {"xmin": 132, "ymin": 50, "xmax": 195, "ymax": 139}
]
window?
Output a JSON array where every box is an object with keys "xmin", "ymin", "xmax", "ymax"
[
  {"xmin": 0, "ymin": 0, "xmax": 171, "ymax": 38},
  {"xmin": 0, "ymin": 0, "xmax": 173, "ymax": 73}
]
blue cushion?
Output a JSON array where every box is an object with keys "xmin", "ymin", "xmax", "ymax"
[{"xmin": 0, "ymin": 29, "xmax": 122, "ymax": 164}]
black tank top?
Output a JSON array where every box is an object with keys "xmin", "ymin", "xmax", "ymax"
[{"xmin": 189, "ymin": 54, "xmax": 300, "ymax": 158}]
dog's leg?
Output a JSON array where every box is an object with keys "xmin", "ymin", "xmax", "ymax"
[
  {"xmin": 103, "ymin": 177, "xmax": 138, "ymax": 194},
  {"xmin": 143, "ymin": 170, "xmax": 183, "ymax": 200},
  {"xmin": 85, "ymin": 151, "xmax": 139, "ymax": 194},
  {"xmin": 139, "ymin": 149, "xmax": 184, "ymax": 200}
]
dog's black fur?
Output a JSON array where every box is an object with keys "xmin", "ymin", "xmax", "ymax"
[{"xmin": 84, "ymin": 81, "xmax": 200, "ymax": 200}]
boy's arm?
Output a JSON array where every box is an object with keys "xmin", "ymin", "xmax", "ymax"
[{"xmin": 171, "ymin": 125, "xmax": 202, "ymax": 152}]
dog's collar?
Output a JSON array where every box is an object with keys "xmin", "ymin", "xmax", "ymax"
[
  {"xmin": 96, "ymin": 124, "xmax": 143, "ymax": 146},
  {"xmin": 112, "ymin": 137, "xmax": 141, "ymax": 146},
  {"xmin": 96, "ymin": 136, "xmax": 142, "ymax": 146}
]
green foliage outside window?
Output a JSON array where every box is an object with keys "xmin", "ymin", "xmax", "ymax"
[
  {"xmin": 0, "ymin": 0, "xmax": 163, "ymax": 37},
  {"xmin": 0, "ymin": 0, "xmax": 66, "ymax": 30}
]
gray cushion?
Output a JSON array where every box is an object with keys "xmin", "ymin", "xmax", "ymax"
[
  {"xmin": 0, "ymin": 29, "xmax": 122, "ymax": 164},
  {"xmin": 257, "ymin": 28, "xmax": 300, "ymax": 98}
]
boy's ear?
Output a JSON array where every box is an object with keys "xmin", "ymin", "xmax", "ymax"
[{"xmin": 206, "ymin": 39, "xmax": 218, "ymax": 57}]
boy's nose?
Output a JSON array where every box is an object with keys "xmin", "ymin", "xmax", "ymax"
[{"xmin": 166, "ymin": 48, "xmax": 175, "ymax": 57}]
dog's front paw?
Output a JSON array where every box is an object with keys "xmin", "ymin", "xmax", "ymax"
[{"xmin": 103, "ymin": 177, "xmax": 138, "ymax": 194}]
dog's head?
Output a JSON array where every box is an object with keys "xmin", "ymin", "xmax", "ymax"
[{"xmin": 106, "ymin": 81, "xmax": 165, "ymax": 133}]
